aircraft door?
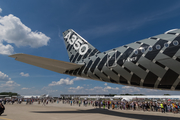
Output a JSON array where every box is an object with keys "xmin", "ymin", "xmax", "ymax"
[{"xmin": 107, "ymin": 51, "xmax": 117, "ymax": 68}]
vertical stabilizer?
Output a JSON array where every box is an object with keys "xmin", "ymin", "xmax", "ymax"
[{"xmin": 63, "ymin": 29, "xmax": 100, "ymax": 63}]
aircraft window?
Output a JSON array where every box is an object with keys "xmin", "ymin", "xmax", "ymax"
[
  {"xmin": 164, "ymin": 43, "xmax": 169, "ymax": 48},
  {"xmin": 141, "ymin": 48, "xmax": 145, "ymax": 53},
  {"xmin": 148, "ymin": 46, "xmax": 153, "ymax": 51},
  {"xmin": 173, "ymin": 40, "xmax": 179, "ymax": 46},
  {"xmin": 156, "ymin": 44, "xmax": 161, "ymax": 50},
  {"xmin": 134, "ymin": 49, "xmax": 138, "ymax": 55}
]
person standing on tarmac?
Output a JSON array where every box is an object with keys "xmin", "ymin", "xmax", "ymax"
[
  {"xmin": 108, "ymin": 101, "xmax": 110, "ymax": 109},
  {"xmin": 161, "ymin": 102, "xmax": 165, "ymax": 113},
  {"xmin": 42, "ymin": 99, "xmax": 46, "ymax": 106},
  {"xmin": 79, "ymin": 100, "xmax": 81, "ymax": 107},
  {"xmin": 0, "ymin": 102, "xmax": 5, "ymax": 116},
  {"xmin": 103, "ymin": 101, "xmax": 105, "ymax": 109},
  {"xmin": 70, "ymin": 100, "xmax": 72, "ymax": 106},
  {"xmin": 3, "ymin": 99, "xmax": 6, "ymax": 105}
]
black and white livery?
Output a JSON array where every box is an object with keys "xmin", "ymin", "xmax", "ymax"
[{"xmin": 10, "ymin": 29, "xmax": 180, "ymax": 90}]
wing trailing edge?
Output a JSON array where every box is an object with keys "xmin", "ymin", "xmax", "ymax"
[{"xmin": 9, "ymin": 53, "xmax": 84, "ymax": 74}]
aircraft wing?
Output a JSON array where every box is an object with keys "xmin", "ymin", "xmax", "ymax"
[{"xmin": 9, "ymin": 53, "xmax": 84, "ymax": 74}]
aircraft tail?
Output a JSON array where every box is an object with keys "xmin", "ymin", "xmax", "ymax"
[{"xmin": 63, "ymin": 29, "xmax": 101, "ymax": 63}]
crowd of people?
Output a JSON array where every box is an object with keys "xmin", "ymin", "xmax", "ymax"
[
  {"xmin": 0, "ymin": 97, "xmax": 180, "ymax": 116},
  {"xmin": 62, "ymin": 99, "xmax": 180, "ymax": 114}
]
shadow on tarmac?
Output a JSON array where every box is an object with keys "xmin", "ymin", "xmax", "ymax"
[{"xmin": 31, "ymin": 108, "xmax": 180, "ymax": 120}]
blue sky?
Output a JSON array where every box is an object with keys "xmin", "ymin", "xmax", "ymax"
[{"xmin": 0, "ymin": 0, "xmax": 180, "ymax": 96}]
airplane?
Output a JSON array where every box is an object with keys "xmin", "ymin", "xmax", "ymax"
[{"xmin": 9, "ymin": 29, "xmax": 180, "ymax": 91}]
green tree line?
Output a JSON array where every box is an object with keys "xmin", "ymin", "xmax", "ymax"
[{"xmin": 0, "ymin": 92, "xmax": 18, "ymax": 97}]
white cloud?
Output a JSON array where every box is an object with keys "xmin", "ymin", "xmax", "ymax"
[
  {"xmin": 0, "ymin": 14, "xmax": 50, "ymax": 55},
  {"xmin": 67, "ymin": 85, "xmax": 121, "ymax": 94},
  {"xmin": 121, "ymin": 86, "xmax": 141, "ymax": 93},
  {"xmin": 88, "ymin": 86, "xmax": 119, "ymax": 92},
  {"xmin": 122, "ymin": 86, "xmax": 132, "ymax": 89},
  {"xmin": 21, "ymin": 87, "xmax": 29, "ymax": 90},
  {"xmin": 0, "ymin": 71, "xmax": 19, "ymax": 91},
  {"xmin": 49, "ymin": 78, "xmax": 73, "ymax": 86},
  {"xmin": 104, "ymin": 83, "xmax": 107, "ymax": 86},
  {"xmin": 0, "ymin": 43, "xmax": 14, "ymax": 55},
  {"xmin": 0, "ymin": 71, "xmax": 11, "ymax": 81},
  {"xmin": 0, "ymin": 80, "xmax": 20, "ymax": 87},
  {"xmin": 20, "ymin": 72, "xmax": 29, "ymax": 77},
  {"xmin": 48, "ymin": 77, "xmax": 87, "ymax": 86},
  {"xmin": 69, "ymin": 86, "xmax": 84, "ymax": 90},
  {"xmin": 72, "ymin": 77, "xmax": 87, "ymax": 81},
  {"xmin": 0, "ymin": 8, "xmax": 2, "ymax": 13},
  {"xmin": 68, "ymin": 86, "xmax": 84, "ymax": 93},
  {"xmin": 89, "ymin": 86, "xmax": 103, "ymax": 91},
  {"xmin": 104, "ymin": 86, "xmax": 119, "ymax": 90}
]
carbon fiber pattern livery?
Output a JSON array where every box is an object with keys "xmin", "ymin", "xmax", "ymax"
[
  {"xmin": 63, "ymin": 29, "xmax": 100, "ymax": 64},
  {"xmin": 63, "ymin": 29, "xmax": 180, "ymax": 91}
]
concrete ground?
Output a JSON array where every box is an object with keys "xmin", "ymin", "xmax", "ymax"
[{"xmin": 0, "ymin": 102, "xmax": 180, "ymax": 120}]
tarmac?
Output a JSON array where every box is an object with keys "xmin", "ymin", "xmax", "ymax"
[{"xmin": 0, "ymin": 102, "xmax": 180, "ymax": 120}]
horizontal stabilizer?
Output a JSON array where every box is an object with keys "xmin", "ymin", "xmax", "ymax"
[{"xmin": 9, "ymin": 54, "xmax": 84, "ymax": 74}]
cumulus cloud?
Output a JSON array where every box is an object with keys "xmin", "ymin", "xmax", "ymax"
[
  {"xmin": 104, "ymin": 86, "xmax": 119, "ymax": 90},
  {"xmin": 49, "ymin": 78, "xmax": 73, "ymax": 86},
  {"xmin": 0, "ymin": 43, "xmax": 14, "ymax": 55},
  {"xmin": 104, "ymin": 83, "xmax": 107, "ymax": 86},
  {"xmin": 0, "ymin": 71, "xmax": 11, "ymax": 81},
  {"xmin": 67, "ymin": 85, "xmax": 121, "ymax": 94},
  {"xmin": 0, "ymin": 8, "xmax": 2, "ymax": 13},
  {"xmin": 0, "ymin": 80, "xmax": 20, "ymax": 87},
  {"xmin": 0, "ymin": 70, "xmax": 19, "ymax": 91},
  {"xmin": 20, "ymin": 72, "xmax": 29, "ymax": 77},
  {"xmin": 48, "ymin": 77, "xmax": 87, "ymax": 86},
  {"xmin": 121, "ymin": 86, "xmax": 141, "ymax": 93},
  {"xmin": 0, "ymin": 14, "xmax": 50, "ymax": 55}
]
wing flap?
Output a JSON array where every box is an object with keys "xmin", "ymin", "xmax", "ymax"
[{"xmin": 9, "ymin": 54, "xmax": 84, "ymax": 74}]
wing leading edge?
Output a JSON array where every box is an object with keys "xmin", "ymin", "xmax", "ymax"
[{"xmin": 9, "ymin": 54, "xmax": 84, "ymax": 74}]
